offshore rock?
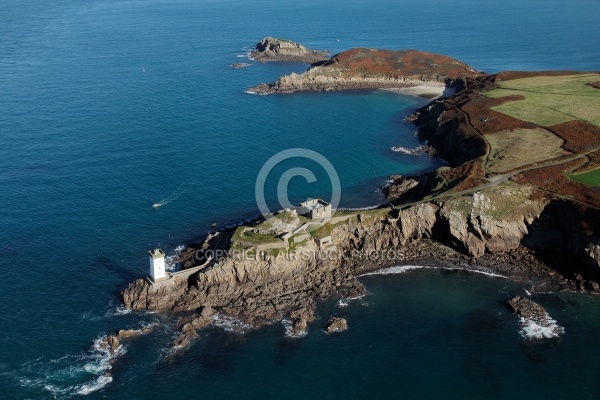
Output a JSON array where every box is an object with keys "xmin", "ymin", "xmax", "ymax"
[
  {"xmin": 386, "ymin": 175, "xmax": 420, "ymax": 201},
  {"xmin": 507, "ymin": 296, "xmax": 547, "ymax": 320},
  {"xmin": 250, "ymin": 37, "xmax": 328, "ymax": 64},
  {"xmin": 324, "ymin": 317, "xmax": 348, "ymax": 334}
]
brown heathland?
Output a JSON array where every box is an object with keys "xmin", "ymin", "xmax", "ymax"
[{"xmin": 322, "ymin": 49, "xmax": 477, "ymax": 80}]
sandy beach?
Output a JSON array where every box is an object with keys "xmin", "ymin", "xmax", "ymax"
[{"xmin": 380, "ymin": 84, "xmax": 454, "ymax": 99}]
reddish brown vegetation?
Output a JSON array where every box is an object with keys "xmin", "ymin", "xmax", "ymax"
[
  {"xmin": 444, "ymin": 160, "xmax": 486, "ymax": 192},
  {"xmin": 324, "ymin": 49, "xmax": 476, "ymax": 80},
  {"xmin": 547, "ymin": 120, "xmax": 600, "ymax": 153},
  {"xmin": 495, "ymin": 70, "xmax": 585, "ymax": 82},
  {"xmin": 586, "ymin": 81, "xmax": 600, "ymax": 89},
  {"xmin": 460, "ymin": 94, "xmax": 537, "ymax": 135},
  {"xmin": 513, "ymin": 160, "xmax": 600, "ymax": 206},
  {"xmin": 403, "ymin": 71, "xmax": 600, "ymax": 211}
]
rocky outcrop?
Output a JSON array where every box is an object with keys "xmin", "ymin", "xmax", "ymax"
[
  {"xmin": 250, "ymin": 37, "xmax": 328, "ymax": 63},
  {"xmin": 122, "ymin": 276, "xmax": 189, "ymax": 311},
  {"xmin": 100, "ymin": 324, "xmax": 155, "ymax": 355},
  {"xmin": 248, "ymin": 48, "xmax": 477, "ymax": 94},
  {"xmin": 288, "ymin": 301, "xmax": 316, "ymax": 337},
  {"xmin": 507, "ymin": 296, "xmax": 547, "ymax": 320},
  {"xmin": 507, "ymin": 295, "xmax": 565, "ymax": 341},
  {"xmin": 169, "ymin": 306, "xmax": 216, "ymax": 350},
  {"xmin": 586, "ymin": 242, "xmax": 600, "ymax": 268},
  {"xmin": 385, "ymin": 175, "xmax": 420, "ymax": 201},
  {"xmin": 121, "ymin": 184, "xmax": 557, "ymax": 325},
  {"xmin": 324, "ymin": 317, "xmax": 348, "ymax": 334}
]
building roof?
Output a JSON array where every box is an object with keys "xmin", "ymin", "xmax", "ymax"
[
  {"xmin": 148, "ymin": 248, "xmax": 165, "ymax": 258},
  {"xmin": 299, "ymin": 198, "xmax": 330, "ymax": 210}
]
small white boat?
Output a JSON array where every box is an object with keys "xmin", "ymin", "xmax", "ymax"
[{"xmin": 152, "ymin": 203, "xmax": 161, "ymax": 208}]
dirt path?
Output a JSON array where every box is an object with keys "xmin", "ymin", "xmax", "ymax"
[{"xmin": 392, "ymin": 75, "xmax": 600, "ymax": 210}]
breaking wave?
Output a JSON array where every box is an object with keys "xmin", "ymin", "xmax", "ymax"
[
  {"xmin": 360, "ymin": 265, "xmax": 507, "ymax": 279},
  {"xmin": 391, "ymin": 146, "xmax": 419, "ymax": 155},
  {"xmin": 337, "ymin": 299, "xmax": 349, "ymax": 308},
  {"xmin": 361, "ymin": 265, "xmax": 429, "ymax": 276},
  {"xmin": 211, "ymin": 313, "xmax": 252, "ymax": 334},
  {"xmin": 281, "ymin": 319, "xmax": 308, "ymax": 339},
  {"xmin": 519, "ymin": 313, "xmax": 565, "ymax": 341},
  {"xmin": 5, "ymin": 336, "xmax": 124, "ymax": 397}
]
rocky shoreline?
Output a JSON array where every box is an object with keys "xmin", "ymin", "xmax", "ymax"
[
  {"xmin": 119, "ymin": 44, "xmax": 600, "ymax": 353},
  {"xmin": 247, "ymin": 48, "xmax": 477, "ymax": 95}
]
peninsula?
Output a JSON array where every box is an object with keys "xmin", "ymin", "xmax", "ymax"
[
  {"xmin": 247, "ymin": 47, "xmax": 478, "ymax": 97},
  {"xmin": 121, "ymin": 44, "xmax": 600, "ymax": 350}
]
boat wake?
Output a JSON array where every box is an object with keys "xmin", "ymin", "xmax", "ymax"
[{"xmin": 152, "ymin": 183, "xmax": 191, "ymax": 208}]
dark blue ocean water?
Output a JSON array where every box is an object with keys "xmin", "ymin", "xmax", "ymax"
[{"xmin": 1, "ymin": 0, "xmax": 600, "ymax": 398}]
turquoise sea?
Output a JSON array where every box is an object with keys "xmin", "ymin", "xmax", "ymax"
[{"xmin": 1, "ymin": 0, "xmax": 600, "ymax": 398}]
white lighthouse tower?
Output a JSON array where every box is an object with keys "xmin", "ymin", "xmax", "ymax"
[{"xmin": 148, "ymin": 248, "xmax": 166, "ymax": 282}]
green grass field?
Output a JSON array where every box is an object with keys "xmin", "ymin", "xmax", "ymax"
[
  {"xmin": 485, "ymin": 128, "xmax": 564, "ymax": 173},
  {"xmin": 569, "ymin": 167, "xmax": 600, "ymax": 187},
  {"xmin": 485, "ymin": 74, "xmax": 600, "ymax": 127}
]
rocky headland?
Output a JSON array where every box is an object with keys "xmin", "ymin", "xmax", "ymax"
[
  {"xmin": 121, "ymin": 45, "xmax": 600, "ymax": 351},
  {"xmin": 247, "ymin": 48, "xmax": 478, "ymax": 95},
  {"xmin": 250, "ymin": 37, "xmax": 329, "ymax": 64}
]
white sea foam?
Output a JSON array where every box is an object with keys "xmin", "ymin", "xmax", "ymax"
[
  {"xmin": 337, "ymin": 299, "xmax": 349, "ymax": 308},
  {"xmin": 360, "ymin": 265, "xmax": 430, "ymax": 276},
  {"xmin": 336, "ymin": 205, "xmax": 380, "ymax": 212},
  {"xmin": 243, "ymin": 89, "xmax": 265, "ymax": 95},
  {"xmin": 108, "ymin": 305, "xmax": 132, "ymax": 317},
  {"xmin": 175, "ymin": 244, "xmax": 185, "ymax": 252},
  {"xmin": 281, "ymin": 319, "xmax": 308, "ymax": 338},
  {"xmin": 7, "ymin": 335, "xmax": 124, "ymax": 397},
  {"xmin": 76, "ymin": 375, "xmax": 113, "ymax": 396},
  {"xmin": 360, "ymin": 265, "xmax": 508, "ymax": 279},
  {"xmin": 211, "ymin": 313, "xmax": 252, "ymax": 334},
  {"xmin": 391, "ymin": 146, "xmax": 418, "ymax": 155},
  {"xmin": 519, "ymin": 313, "xmax": 565, "ymax": 341}
]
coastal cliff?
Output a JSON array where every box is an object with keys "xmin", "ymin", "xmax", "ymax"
[
  {"xmin": 122, "ymin": 185, "xmax": 578, "ymax": 328},
  {"xmin": 122, "ymin": 51, "xmax": 600, "ymax": 344}
]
